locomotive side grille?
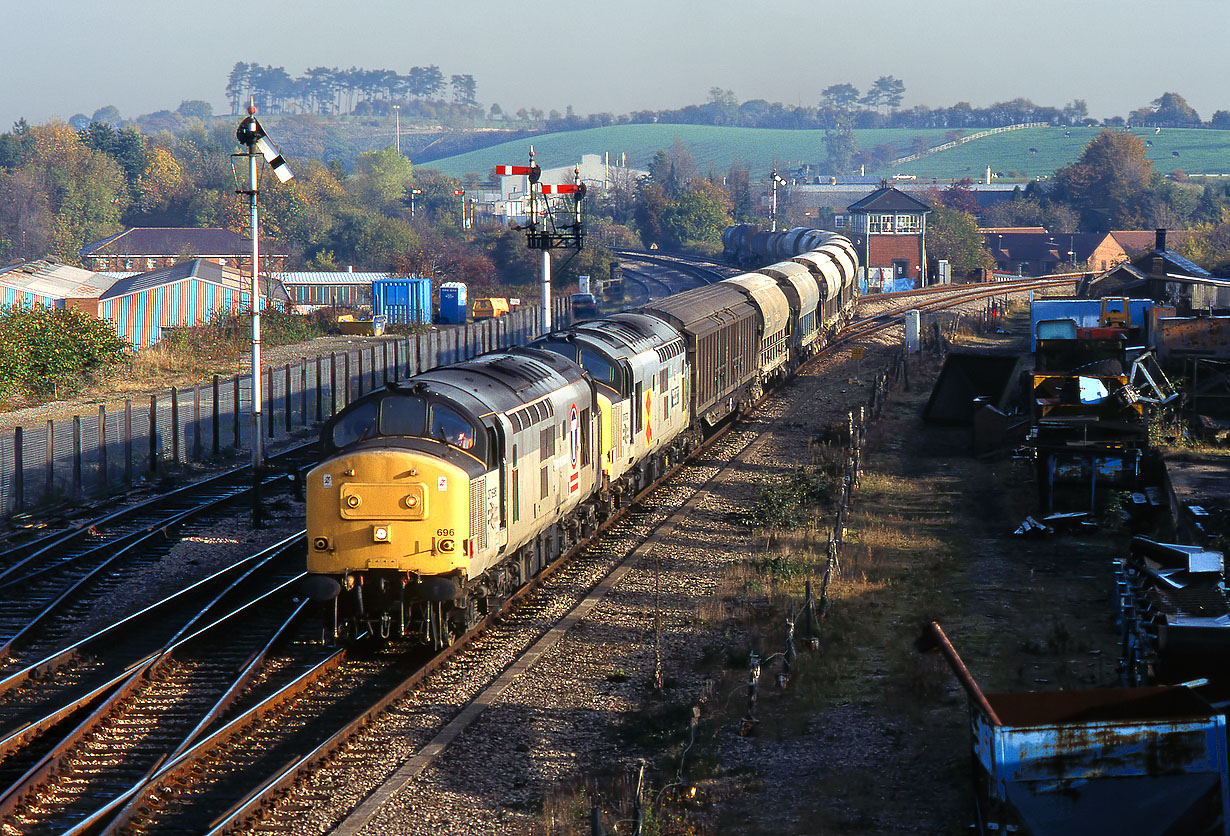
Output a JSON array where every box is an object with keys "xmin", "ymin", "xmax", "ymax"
[{"xmin": 470, "ymin": 475, "xmax": 487, "ymax": 551}]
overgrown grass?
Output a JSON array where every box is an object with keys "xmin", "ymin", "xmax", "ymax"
[{"xmin": 729, "ymin": 465, "xmax": 835, "ymax": 531}]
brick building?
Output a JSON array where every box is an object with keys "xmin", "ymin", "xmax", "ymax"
[
  {"xmin": 982, "ymin": 231, "xmax": 1128, "ymax": 275},
  {"xmin": 79, "ymin": 227, "xmax": 288, "ymax": 274},
  {"xmin": 845, "ymin": 186, "xmax": 932, "ymax": 286}
]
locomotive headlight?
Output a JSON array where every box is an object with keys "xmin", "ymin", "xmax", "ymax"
[
  {"xmin": 346, "ymin": 494, "xmax": 361, "ymax": 508},
  {"xmin": 312, "ymin": 536, "xmax": 330, "ymax": 551},
  {"xmin": 372, "ymin": 525, "xmax": 391, "ymax": 542},
  {"xmin": 403, "ymin": 494, "xmax": 418, "ymax": 509}
]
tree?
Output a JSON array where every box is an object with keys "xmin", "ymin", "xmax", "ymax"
[
  {"xmin": 450, "ymin": 74, "xmax": 477, "ymax": 107},
  {"xmin": 0, "ymin": 169, "xmax": 52, "ymax": 263},
  {"xmin": 1063, "ymin": 99, "xmax": 1089, "ymax": 125},
  {"xmin": 176, "ymin": 100, "xmax": 213, "ymax": 120},
  {"xmin": 137, "ymin": 147, "xmax": 185, "ymax": 212},
  {"xmin": 226, "ymin": 62, "xmax": 253, "ymax": 113},
  {"xmin": 660, "ymin": 180, "xmax": 731, "ymax": 250},
  {"xmin": 347, "ymin": 146, "xmax": 415, "ymax": 209},
  {"xmin": 925, "ymin": 204, "xmax": 993, "ymax": 274},
  {"xmin": 938, "ymin": 178, "xmax": 980, "ymax": 215},
  {"xmin": 634, "ymin": 182, "xmax": 669, "ymax": 247},
  {"xmin": 820, "ymin": 84, "xmax": 860, "ymax": 110},
  {"xmin": 861, "ymin": 76, "xmax": 905, "ymax": 112},
  {"xmin": 1148, "ymin": 92, "xmax": 1201, "ymax": 126},
  {"xmin": 1052, "ymin": 130, "xmax": 1155, "ymax": 231},
  {"xmin": 24, "ymin": 122, "xmax": 128, "ymax": 260},
  {"xmin": 707, "ymin": 87, "xmax": 738, "ymax": 124},
  {"xmin": 823, "ymin": 116, "xmax": 857, "ymax": 174},
  {"xmin": 91, "ymin": 106, "xmax": 122, "ymax": 126},
  {"xmin": 1177, "ymin": 207, "xmax": 1230, "ymax": 273}
]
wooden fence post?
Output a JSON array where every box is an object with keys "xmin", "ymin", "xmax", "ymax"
[
  {"xmin": 124, "ymin": 399, "xmax": 133, "ymax": 484},
  {"xmin": 212, "ymin": 375, "xmax": 221, "ymax": 456},
  {"xmin": 232, "ymin": 375, "xmax": 241, "ymax": 450},
  {"xmin": 45, "ymin": 419, "xmax": 54, "ymax": 498},
  {"xmin": 315, "ymin": 355, "xmax": 323, "ymax": 422},
  {"xmin": 99, "ymin": 404, "xmax": 108, "ymax": 492},
  {"xmin": 192, "ymin": 385, "xmax": 202, "ymax": 461},
  {"xmin": 300, "ymin": 358, "xmax": 308, "ymax": 427},
  {"xmin": 71, "ymin": 416, "xmax": 82, "ymax": 499},
  {"xmin": 149, "ymin": 395, "xmax": 158, "ymax": 474},
  {"xmin": 267, "ymin": 367, "xmax": 275, "ymax": 438},
  {"xmin": 170, "ymin": 387, "xmax": 180, "ymax": 464},
  {"xmin": 14, "ymin": 427, "xmax": 23, "ymax": 512},
  {"xmin": 345, "ymin": 352, "xmax": 352, "ymax": 405},
  {"xmin": 284, "ymin": 363, "xmax": 292, "ymax": 433}
]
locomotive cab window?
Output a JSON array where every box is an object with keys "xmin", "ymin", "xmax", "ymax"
[
  {"xmin": 378, "ymin": 394, "xmax": 427, "ymax": 436},
  {"xmin": 430, "ymin": 404, "xmax": 478, "ymax": 452},
  {"xmin": 578, "ymin": 347, "xmax": 620, "ymax": 392},
  {"xmin": 538, "ymin": 340, "xmax": 578, "ymax": 364},
  {"xmin": 331, "ymin": 401, "xmax": 378, "ymax": 447}
]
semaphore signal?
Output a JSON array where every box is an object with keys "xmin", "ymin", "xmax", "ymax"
[{"xmin": 496, "ymin": 147, "xmax": 587, "ymax": 331}]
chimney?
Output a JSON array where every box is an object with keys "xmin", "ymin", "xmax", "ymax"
[{"xmin": 1155, "ymin": 228, "xmax": 1167, "ymax": 251}]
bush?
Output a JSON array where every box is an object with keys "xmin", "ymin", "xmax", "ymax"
[{"xmin": 0, "ymin": 305, "xmax": 129, "ymax": 402}]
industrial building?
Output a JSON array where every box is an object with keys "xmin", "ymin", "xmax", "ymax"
[
  {"xmin": 0, "ymin": 260, "xmax": 118, "ymax": 311},
  {"xmin": 97, "ymin": 259, "xmax": 290, "ymax": 348}
]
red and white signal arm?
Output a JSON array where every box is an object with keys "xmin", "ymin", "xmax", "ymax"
[
  {"xmin": 541, "ymin": 184, "xmax": 578, "ymax": 194},
  {"xmin": 569, "ymin": 403, "xmax": 580, "ymax": 468},
  {"xmin": 496, "ymin": 165, "xmax": 533, "ymax": 176}
]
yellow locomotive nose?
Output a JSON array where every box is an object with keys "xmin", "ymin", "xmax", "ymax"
[{"xmin": 307, "ymin": 448, "xmax": 470, "ymax": 578}]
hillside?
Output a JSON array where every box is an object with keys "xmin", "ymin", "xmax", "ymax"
[
  {"xmin": 417, "ymin": 123, "xmax": 1230, "ymax": 182},
  {"xmin": 415, "ymin": 125, "xmax": 953, "ymax": 180}
]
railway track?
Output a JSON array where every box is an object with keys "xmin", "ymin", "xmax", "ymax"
[
  {"xmin": 0, "ymin": 535, "xmax": 313, "ymax": 834},
  {"xmin": 0, "ymin": 444, "xmax": 319, "ymax": 672},
  {"xmin": 0, "ymin": 269, "xmax": 1064, "ymax": 833},
  {"xmin": 174, "ymin": 279, "xmax": 1051, "ymax": 833}
]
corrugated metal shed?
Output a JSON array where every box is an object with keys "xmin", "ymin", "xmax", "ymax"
[
  {"xmin": 275, "ymin": 271, "xmax": 384, "ymax": 308},
  {"xmin": 97, "ymin": 259, "xmax": 288, "ymax": 348},
  {"xmin": 0, "ymin": 260, "xmax": 118, "ymax": 306}
]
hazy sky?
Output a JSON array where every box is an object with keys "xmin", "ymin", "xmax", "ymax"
[{"xmin": 6, "ymin": 0, "xmax": 1229, "ymax": 129}]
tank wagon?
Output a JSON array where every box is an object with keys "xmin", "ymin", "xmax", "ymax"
[{"xmin": 305, "ymin": 232, "xmax": 858, "ymax": 647}]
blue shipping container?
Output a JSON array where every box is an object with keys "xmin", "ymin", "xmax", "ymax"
[
  {"xmin": 373, "ymin": 276, "xmax": 432, "ymax": 325},
  {"xmin": 439, "ymin": 282, "xmax": 467, "ymax": 325}
]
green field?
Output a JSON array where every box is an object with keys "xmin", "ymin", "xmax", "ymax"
[
  {"xmin": 420, "ymin": 124, "xmax": 1230, "ymax": 183},
  {"xmin": 420, "ymin": 124, "xmax": 951, "ymax": 181}
]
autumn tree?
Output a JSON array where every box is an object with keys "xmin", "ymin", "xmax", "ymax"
[
  {"xmin": 1051, "ymin": 130, "xmax": 1156, "ymax": 231},
  {"xmin": 926, "ymin": 204, "xmax": 993, "ymax": 274},
  {"xmin": 23, "ymin": 122, "xmax": 128, "ymax": 260},
  {"xmin": 137, "ymin": 147, "xmax": 185, "ymax": 213},
  {"xmin": 0, "ymin": 169, "xmax": 52, "ymax": 262}
]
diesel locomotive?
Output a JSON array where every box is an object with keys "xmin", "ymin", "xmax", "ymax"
[{"xmin": 305, "ymin": 229, "xmax": 858, "ymax": 647}]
